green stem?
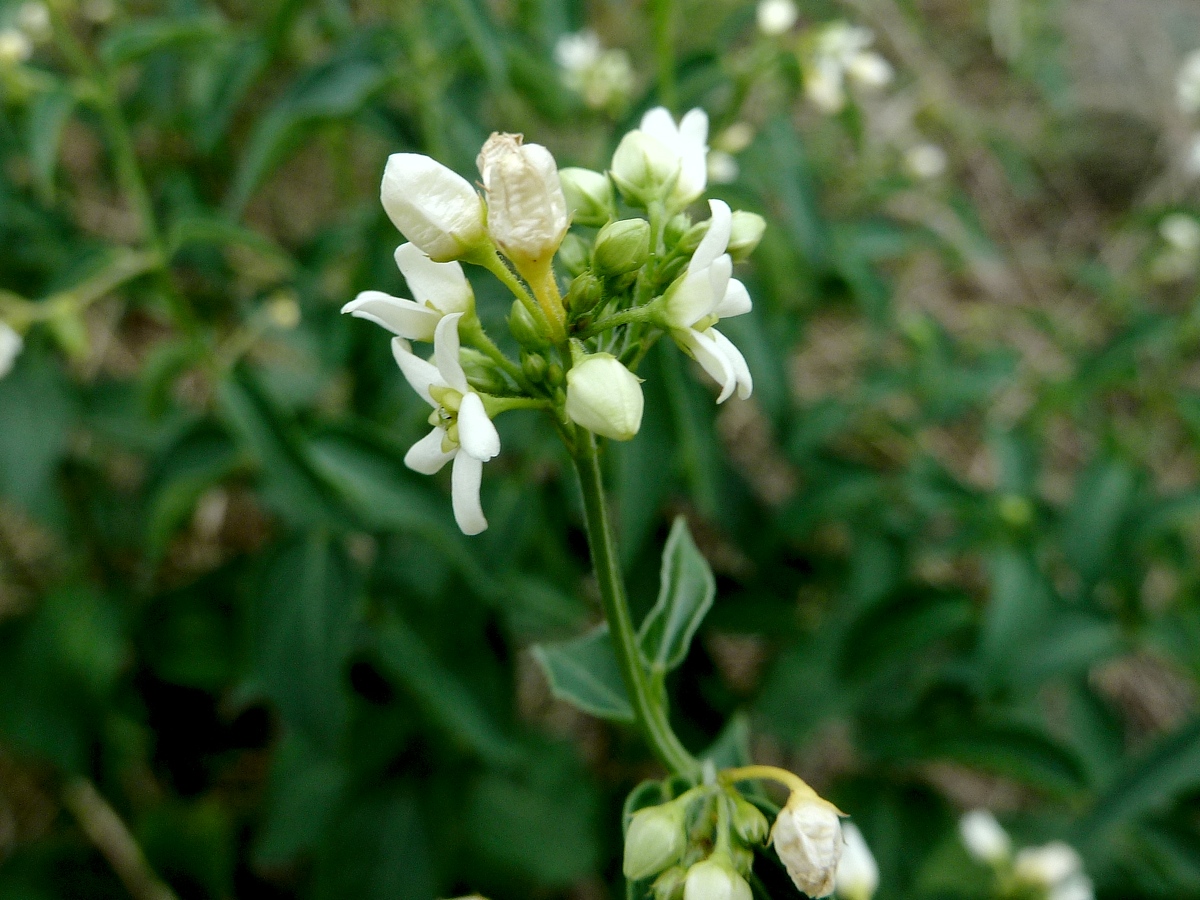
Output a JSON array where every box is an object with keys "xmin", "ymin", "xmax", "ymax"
[
  {"xmin": 573, "ymin": 431, "xmax": 699, "ymax": 778},
  {"xmin": 649, "ymin": 0, "xmax": 678, "ymax": 111},
  {"xmin": 460, "ymin": 316, "xmax": 530, "ymax": 388},
  {"xmin": 577, "ymin": 305, "xmax": 654, "ymax": 338},
  {"xmin": 471, "ymin": 247, "xmax": 551, "ymax": 335}
]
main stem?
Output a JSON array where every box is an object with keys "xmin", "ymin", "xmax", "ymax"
[{"xmin": 573, "ymin": 431, "xmax": 699, "ymax": 778}]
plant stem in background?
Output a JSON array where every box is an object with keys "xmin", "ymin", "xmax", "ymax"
[
  {"xmin": 649, "ymin": 0, "xmax": 677, "ymax": 111},
  {"xmin": 573, "ymin": 431, "xmax": 699, "ymax": 778}
]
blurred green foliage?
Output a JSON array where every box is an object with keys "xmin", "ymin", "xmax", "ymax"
[{"xmin": 1, "ymin": 0, "xmax": 1200, "ymax": 898}]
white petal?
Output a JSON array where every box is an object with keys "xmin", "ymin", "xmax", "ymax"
[
  {"xmin": 675, "ymin": 108, "xmax": 710, "ymax": 202},
  {"xmin": 676, "ymin": 328, "xmax": 736, "ymax": 402},
  {"xmin": 451, "ymin": 452, "xmax": 488, "ymax": 535},
  {"xmin": 714, "ymin": 276, "xmax": 752, "ymax": 319},
  {"xmin": 639, "ymin": 107, "xmax": 679, "ymax": 145},
  {"xmin": 342, "ymin": 291, "xmax": 440, "ymax": 341},
  {"xmin": 710, "ymin": 328, "xmax": 753, "ymax": 401},
  {"xmin": 381, "ymin": 154, "xmax": 486, "ymax": 261},
  {"xmin": 707, "ymin": 254, "xmax": 733, "ymax": 310},
  {"xmin": 433, "ymin": 313, "xmax": 469, "ymax": 393},
  {"xmin": 661, "ymin": 266, "xmax": 718, "ymax": 329},
  {"xmin": 394, "ymin": 243, "xmax": 473, "ymax": 315},
  {"xmin": 691, "ymin": 199, "xmax": 732, "ymax": 272},
  {"xmin": 405, "ymin": 428, "xmax": 456, "ymax": 474},
  {"xmin": 391, "ymin": 337, "xmax": 442, "ymax": 406},
  {"xmin": 456, "ymin": 391, "xmax": 501, "ymax": 461}
]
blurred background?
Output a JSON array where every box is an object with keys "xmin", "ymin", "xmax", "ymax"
[{"xmin": 2, "ymin": 0, "xmax": 1200, "ymax": 898}]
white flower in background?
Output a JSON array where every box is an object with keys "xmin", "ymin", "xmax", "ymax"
[
  {"xmin": 380, "ymin": 153, "xmax": 487, "ymax": 262},
  {"xmin": 707, "ymin": 123, "xmax": 755, "ymax": 185},
  {"xmin": 835, "ymin": 824, "xmax": 879, "ymax": 900},
  {"xmin": 392, "ymin": 314, "xmax": 500, "ymax": 535},
  {"xmin": 343, "ymin": 243, "xmax": 473, "ymax": 342},
  {"xmin": 566, "ymin": 354, "xmax": 644, "ymax": 441},
  {"xmin": 1187, "ymin": 134, "xmax": 1200, "ymax": 179},
  {"xmin": 683, "ymin": 856, "xmax": 753, "ymax": 900},
  {"xmin": 771, "ymin": 790, "xmax": 844, "ymax": 897},
  {"xmin": 757, "ymin": 0, "xmax": 798, "ymax": 36},
  {"xmin": 1161, "ymin": 213, "xmax": 1200, "ymax": 253},
  {"xmin": 553, "ymin": 29, "xmax": 634, "ymax": 112},
  {"xmin": 0, "ymin": 323, "xmax": 23, "ymax": 379},
  {"xmin": 477, "ymin": 133, "xmax": 569, "ymax": 270},
  {"xmin": 659, "ymin": 199, "xmax": 753, "ymax": 402},
  {"xmin": 622, "ymin": 803, "xmax": 686, "ymax": 879},
  {"xmin": 904, "ymin": 143, "xmax": 948, "ymax": 179},
  {"xmin": 958, "ymin": 809, "xmax": 1011, "ymax": 864},
  {"xmin": 1015, "ymin": 842, "xmax": 1091, "ymax": 900},
  {"xmin": 16, "ymin": 2, "xmax": 50, "ymax": 41},
  {"xmin": 707, "ymin": 151, "xmax": 739, "ymax": 184},
  {"xmin": 612, "ymin": 107, "xmax": 709, "ymax": 210},
  {"xmin": 1177, "ymin": 50, "xmax": 1200, "ymax": 114},
  {"xmin": 0, "ymin": 27, "xmax": 32, "ymax": 65},
  {"xmin": 804, "ymin": 22, "xmax": 893, "ymax": 113}
]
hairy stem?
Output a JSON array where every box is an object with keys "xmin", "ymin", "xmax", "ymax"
[{"xmin": 573, "ymin": 431, "xmax": 699, "ymax": 777}]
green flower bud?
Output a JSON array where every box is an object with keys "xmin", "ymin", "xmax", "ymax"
[
  {"xmin": 557, "ymin": 232, "xmax": 591, "ymax": 278},
  {"xmin": 521, "ymin": 351, "xmax": 548, "ymax": 382},
  {"xmin": 460, "ymin": 349, "xmax": 508, "ymax": 394},
  {"xmin": 593, "ymin": 218, "xmax": 651, "ymax": 276},
  {"xmin": 508, "ymin": 299, "xmax": 546, "ymax": 349},
  {"xmin": 727, "ymin": 211, "xmax": 766, "ymax": 262},
  {"xmin": 546, "ymin": 362, "xmax": 564, "ymax": 387},
  {"xmin": 731, "ymin": 797, "xmax": 769, "ymax": 845},
  {"xmin": 566, "ymin": 272, "xmax": 604, "ymax": 315},
  {"xmin": 623, "ymin": 803, "xmax": 687, "ymax": 880},
  {"xmin": 665, "ymin": 212, "xmax": 692, "ymax": 247},
  {"xmin": 676, "ymin": 219, "xmax": 710, "ymax": 256},
  {"xmin": 559, "ymin": 167, "xmax": 615, "ymax": 227},
  {"xmin": 652, "ymin": 866, "xmax": 688, "ymax": 900}
]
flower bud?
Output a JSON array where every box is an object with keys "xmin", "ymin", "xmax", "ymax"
[
  {"xmin": 958, "ymin": 810, "xmax": 1010, "ymax": 865},
  {"xmin": 731, "ymin": 797, "xmax": 769, "ymax": 845},
  {"xmin": 683, "ymin": 857, "xmax": 752, "ymax": 900},
  {"xmin": 593, "ymin": 218, "xmax": 650, "ymax": 276},
  {"xmin": 1015, "ymin": 842, "xmax": 1083, "ymax": 888},
  {"xmin": 478, "ymin": 133, "xmax": 569, "ymax": 269},
  {"xmin": 835, "ymin": 824, "xmax": 878, "ymax": 900},
  {"xmin": 772, "ymin": 791, "xmax": 844, "ymax": 898},
  {"xmin": 546, "ymin": 362, "xmax": 564, "ymax": 387},
  {"xmin": 610, "ymin": 130, "xmax": 680, "ymax": 208},
  {"xmin": 567, "ymin": 354, "xmax": 644, "ymax": 442},
  {"xmin": 508, "ymin": 300, "xmax": 546, "ymax": 349},
  {"xmin": 559, "ymin": 166, "xmax": 615, "ymax": 227},
  {"xmin": 565, "ymin": 272, "xmax": 603, "ymax": 314},
  {"xmin": 727, "ymin": 211, "xmax": 766, "ymax": 262},
  {"xmin": 381, "ymin": 154, "xmax": 487, "ymax": 262},
  {"xmin": 653, "ymin": 866, "xmax": 688, "ymax": 900},
  {"xmin": 757, "ymin": 0, "xmax": 798, "ymax": 36},
  {"xmin": 557, "ymin": 232, "xmax": 591, "ymax": 277},
  {"xmin": 665, "ymin": 213, "xmax": 692, "ymax": 246},
  {"xmin": 624, "ymin": 803, "xmax": 687, "ymax": 881},
  {"xmin": 0, "ymin": 27, "xmax": 32, "ymax": 66},
  {"xmin": 521, "ymin": 351, "xmax": 548, "ymax": 382},
  {"xmin": 0, "ymin": 322, "xmax": 24, "ymax": 380}
]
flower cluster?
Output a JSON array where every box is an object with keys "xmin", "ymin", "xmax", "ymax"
[
  {"xmin": 345, "ymin": 108, "xmax": 764, "ymax": 534},
  {"xmin": 0, "ymin": 1, "xmax": 48, "ymax": 69},
  {"xmin": 553, "ymin": 29, "xmax": 635, "ymax": 114},
  {"xmin": 621, "ymin": 768, "xmax": 858, "ymax": 900},
  {"xmin": 959, "ymin": 809, "xmax": 1093, "ymax": 900},
  {"xmin": 801, "ymin": 22, "xmax": 893, "ymax": 114}
]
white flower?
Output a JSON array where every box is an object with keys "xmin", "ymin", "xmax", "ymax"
[
  {"xmin": 1160, "ymin": 213, "xmax": 1200, "ymax": 253},
  {"xmin": 477, "ymin": 133, "xmax": 569, "ymax": 270},
  {"xmin": 757, "ymin": 0, "xmax": 798, "ymax": 36},
  {"xmin": 611, "ymin": 129, "xmax": 683, "ymax": 207},
  {"xmin": 554, "ymin": 29, "xmax": 634, "ymax": 111},
  {"xmin": 771, "ymin": 792, "xmax": 844, "ymax": 898},
  {"xmin": 380, "ymin": 153, "xmax": 487, "ymax": 262},
  {"xmin": 707, "ymin": 151, "xmax": 739, "ymax": 184},
  {"xmin": 1187, "ymin": 134, "xmax": 1200, "ymax": 179},
  {"xmin": 343, "ymin": 243, "xmax": 473, "ymax": 342},
  {"xmin": 835, "ymin": 824, "xmax": 878, "ymax": 900},
  {"xmin": 1015, "ymin": 842, "xmax": 1084, "ymax": 888},
  {"xmin": 0, "ymin": 323, "xmax": 23, "ymax": 379},
  {"xmin": 640, "ymin": 107, "xmax": 709, "ymax": 209},
  {"xmin": 1051, "ymin": 875, "xmax": 1095, "ymax": 900},
  {"xmin": 17, "ymin": 2, "xmax": 50, "ymax": 41},
  {"xmin": 554, "ymin": 30, "xmax": 601, "ymax": 73},
  {"xmin": 904, "ymin": 143, "xmax": 948, "ymax": 180},
  {"xmin": 0, "ymin": 27, "xmax": 32, "ymax": 65},
  {"xmin": 566, "ymin": 354, "xmax": 644, "ymax": 441},
  {"xmin": 958, "ymin": 810, "xmax": 1010, "ymax": 864},
  {"xmin": 392, "ymin": 314, "xmax": 500, "ymax": 535},
  {"xmin": 659, "ymin": 199, "xmax": 753, "ymax": 403},
  {"xmin": 683, "ymin": 857, "xmax": 753, "ymax": 900},
  {"xmin": 804, "ymin": 22, "xmax": 892, "ymax": 113},
  {"xmin": 1178, "ymin": 50, "xmax": 1200, "ymax": 114}
]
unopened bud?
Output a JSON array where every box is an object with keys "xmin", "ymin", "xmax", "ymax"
[
  {"xmin": 653, "ymin": 866, "xmax": 687, "ymax": 900},
  {"xmin": 610, "ymin": 130, "xmax": 679, "ymax": 208},
  {"xmin": 565, "ymin": 272, "xmax": 603, "ymax": 314},
  {"xmin": 772, "ymin": 790, "xmax": 844, "ymax": 899},
  {"xmin": 567, "ymin": 353, "xmax": 644, "ymax": 442},
  {"xmin": 676, "ymin": 220, "xmax": 710, "ymax": 256},
  {"xmin": 0, "ymin": 27, "xmax": 32, "ymax": 66},
  {"xmin": 623, "ymin": 803, "xmax": 687, "ymax": 880},
  {"xmin": 546, "ymin": 362, "xmax": 564, "ymax": 386},
  {"xmin": 665, "ymin": 213, "xmax": 692, "ymax": 247},
  {"xmin": 1014, "ymin": 842, "xmax": 1083, "ymax": 888},
  {"xmin": 593, "ymin": 218, "xmax": 650, "ymax": 276},
  {"xmin": 727, "ymin": 211, "xmax": 766, "ymax": 262},
  {"xmin": 835, "ymin": 824, "xmax": 879, "ymax": 900},
  {"xmin": 508, "ymin": 300, "xmax": 546, "ymax": 348},
  {"xmin": 478, "ymin": 133, "xmax": 569, "ymax": 269},
  {"xmin": 731, "ymin": 797, "xmax": 769, "ymax": 845},
  {"xmin": 0, "ymin": 322, "xmax": 23, "ymax": 380},
  {"xmin": 559, "ymin": 166, "xmax": 614, "ymax": 227},
  {"xmin": 521, "ymin": 351, "xmax": 548, "ymax": 382},
  {"xmin": 557, "ymin": 232, "xmax": 591, "ymax": 277},
  {"xmin": 958, "ymin": 810, "xmax": 1010, "ymax": 865},
  {"xmin": 683, "ymin": 856, "xmax": 752, "ymax": 900},
  {"xmin": 460, "ymin": 349, "xmax": 507, "ymax": 394},
  {"xmin": 381, "ymin": 154, "xmax": 486, "ymax": 262}
]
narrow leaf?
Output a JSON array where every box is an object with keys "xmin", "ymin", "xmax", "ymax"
[
  {"xmin": 638, "ymin": 516, "xmax": 716, "ymax": 672},
  {"xmin": 532, "ymin": 624, "xmax": 634, "ymax": 723}
]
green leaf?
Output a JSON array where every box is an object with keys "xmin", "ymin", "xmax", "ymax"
[
  {"xmin": 27, "ymin": 88, "xmax": 77, "ymax": 202},
  {"xmin": 99, "ymin": 14, "xmax": 226, "ymax": 66},
  {"xmin": 1062, "ymin": 458, "xmax": 1137, "ymax": 585},
  {"xmin": 253, "ymin": 737, "xmax": 349, "ymax": 866},
  {"xmin": 1075, "ymin": 716, "xmax": 1200, "ymax": 846},
  {"xmin": 638, "ymin": 517, "xmax": 716, "ymax": 673},
  {"xmin": 532, "ymin": 624, "xmax": 634, "ymax": 723}
]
